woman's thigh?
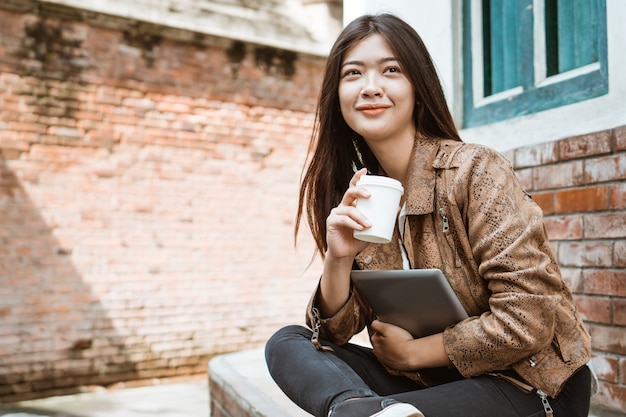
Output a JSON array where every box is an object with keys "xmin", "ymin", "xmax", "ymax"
[
  {"xmin": 391, "ymin": 366, "xmax": 591, "ymax": 417},
  {"xmin": 266, "ymin": 325, "xmax": 419, "ymax": 396}
]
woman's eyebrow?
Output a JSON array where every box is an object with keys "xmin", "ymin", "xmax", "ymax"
[{"xmin": 341, "ymin": 57, "xmax": 398, "ymax": 68}]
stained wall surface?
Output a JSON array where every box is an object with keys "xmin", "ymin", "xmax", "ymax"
[{"xmin": 0, "ymin": 1, "xmax": 324, "ymax": 401}]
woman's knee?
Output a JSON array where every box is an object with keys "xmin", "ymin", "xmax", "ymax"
[{"xmin": 265, "ymin": 325, "xmax": 311, "ymax": 358}]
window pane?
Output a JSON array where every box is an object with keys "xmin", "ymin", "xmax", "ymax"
[
  {"xmin": 545, "ymin": 0, "xmax": 559, "ymax": 76},
  {"xmin": 545, "ymin": 0, "xmax": 599, "ymax": 75},
  {"xmin": 482, "ymin": 0, "xmax": 521, "ymax": 96}
]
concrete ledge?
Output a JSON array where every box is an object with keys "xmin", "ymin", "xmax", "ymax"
[
  {"xmin": 208, "ymin": 348, "xmax": 311, "ymax": 417},
  {"xmin": 208, "ymin": 348, "xmax": 608, "ymax": 417}
]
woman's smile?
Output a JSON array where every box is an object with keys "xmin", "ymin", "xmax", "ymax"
[{"xmin": 357, "ymin": 103, "xmax": 391, "ymax": 116}]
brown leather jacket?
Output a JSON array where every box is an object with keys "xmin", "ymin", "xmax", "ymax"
[{"xmin": 306, "ymin": 138, "xmax": 591, "ymax": 398}]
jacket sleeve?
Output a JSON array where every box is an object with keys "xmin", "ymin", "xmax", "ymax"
[
  {"xmin": 305, "ymin": 280, "xmax": 373, "ymax": 347},
  {"xmin": 442, "ymin": 145, "xmax": 565, "ymax": 376}
]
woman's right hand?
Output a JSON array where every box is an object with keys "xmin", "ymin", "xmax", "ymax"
[
  {"xmin": 318, "ymin": 168, "xmax": 371, "ymax": 317},
  {"xmin": 325, "ymin": 168, "xmax": 372, "ymax": 260}
]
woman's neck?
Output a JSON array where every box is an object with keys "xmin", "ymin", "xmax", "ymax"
[{"xmin": 367, "ymin": 133, "xmax": 415, "ymax": 187}]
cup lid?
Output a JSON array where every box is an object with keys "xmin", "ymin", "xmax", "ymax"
[{"xmin": 356, "ymin": 175, "xmax": 404, "ymax": 193}]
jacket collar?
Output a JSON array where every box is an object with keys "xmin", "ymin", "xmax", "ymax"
[
  {"xmin": 404, "ymin": 137, "xmax": 465, "ymax": 216},
  {"xmin": 404, "ymin": 137, "xmax": 440, "ymax": 216}
]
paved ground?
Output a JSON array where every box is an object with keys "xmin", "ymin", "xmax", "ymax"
[{"xmin": 0, "ymin": 380, "xmax": 209, "ymax": 417}]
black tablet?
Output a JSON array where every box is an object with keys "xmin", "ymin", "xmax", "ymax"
[{"xmin": 350, "ymin": 269, "xmax": 469, "ymax": 338}]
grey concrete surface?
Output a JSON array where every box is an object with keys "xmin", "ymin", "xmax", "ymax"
[
  {"xmin": 0, "ymin": 380, "xmax": 208, "ymax": 417},
  {"xmin": 209, "ymin": 348, "xmax": 311, "ymax": 417}
]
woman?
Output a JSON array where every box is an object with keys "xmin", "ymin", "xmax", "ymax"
[{"xmin": 265, "ymin": 13, "xmax": 593, "ymax": 417}]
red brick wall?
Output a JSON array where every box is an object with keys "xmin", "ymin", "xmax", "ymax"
[
  {"xmin": 504, "ymin": 126, "xmax": 626, "ymax": 415},
  {"xmin": 0, "ymin": 4, "xmax": 323, "ymax": 401}
]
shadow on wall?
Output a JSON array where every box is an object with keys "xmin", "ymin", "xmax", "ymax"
[{"xmin": 0, "ymin": 155, "xmax": 135, "ymax": 402}]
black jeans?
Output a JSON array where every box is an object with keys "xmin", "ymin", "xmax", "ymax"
[{"xmin": 265, "ymin": 325, "xmax": 591, "ymax": 417}]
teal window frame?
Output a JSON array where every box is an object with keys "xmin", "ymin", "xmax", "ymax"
[{"xmin": 462, "ymin": 0, "xmax": 608, "ymax": 128}]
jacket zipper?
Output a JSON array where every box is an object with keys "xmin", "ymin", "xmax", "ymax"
[
  {"xmin": 310, "ymin": 307, "xmax": 333, "ymax": 352},
  {"xmin": 311, "ymin": 306, "xmax": 323, "ymax": 345},
  {"xmin": 488, "ymin": 372, "xmax": 553, "ymax": 417},
  {"xmin": 438, "ymin": 204, "xmax": 457, "ymax": 263},
  {"xmin": 439, "ymin": 207, "xmax": 450, "ymax": 232},
  {"xmin": 536, "ymin": 389, "xmax": 554, "ymax": 417}
]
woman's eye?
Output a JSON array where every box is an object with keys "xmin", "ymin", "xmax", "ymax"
[
  {"xmin": 342, "ymin": 69, "xmax": 361, "ymax": 78},
  {"xmin": 385, "ymin": 66, "xmax": 400, "ymax": 74}
]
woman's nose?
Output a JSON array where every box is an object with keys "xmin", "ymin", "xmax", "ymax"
[{"xmin": 361, "ymin": 73, "xmax": 383, "ymax": 97}]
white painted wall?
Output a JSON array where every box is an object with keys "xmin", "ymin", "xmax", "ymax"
[
  {"xmin": 343, "ymin": 0, "xmax": 626, "ymax": 151},
  {"xmin": 42, "ymin": 0, "xmax": 339, "ymax": 56}
]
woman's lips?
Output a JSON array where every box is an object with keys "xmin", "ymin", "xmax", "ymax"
[{"xmin": 357, "ymin": 104, "xmax": 390, "ymax": 116}]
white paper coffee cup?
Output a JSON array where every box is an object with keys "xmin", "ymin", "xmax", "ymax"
[{"xmin": 353, "ymin": 175, "xmax": 404, "ymax": 244}]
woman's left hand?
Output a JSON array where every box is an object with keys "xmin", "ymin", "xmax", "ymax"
[
  {"xmin": 370, "ymin": 319, "xmax": 417, "ymax": 371},
  {"xmin": 370, "ymin": 320, "xmax": 452, "ymax": 371}
]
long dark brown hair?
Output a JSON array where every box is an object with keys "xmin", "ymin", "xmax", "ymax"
[{"xmin": 296, "ymin": 13, "xmax": 461, "ymax": 256}]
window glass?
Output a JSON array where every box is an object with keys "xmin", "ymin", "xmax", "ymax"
[
  {"xmin": 545, "ymin": 0, "xmax": 600, "ymax": 76},
  {"xmin": 482, "ymin": 0, "xmax": 521, "ymax": 96}
]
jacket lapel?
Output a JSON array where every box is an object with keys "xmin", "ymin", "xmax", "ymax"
[{"xmin": 404, "ymin": 138, "xmax": 440, "ymax": 216}]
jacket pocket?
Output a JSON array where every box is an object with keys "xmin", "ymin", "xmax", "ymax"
[{"xmin": 553, "ymin": 319, "xmax": 589, "ymax": 364}]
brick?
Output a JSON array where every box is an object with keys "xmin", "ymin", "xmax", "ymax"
[
  {"xmin": 585, "ymin": 153, "xmax": 626, "ymax": 183},
  {"xmin": 73, "ymin": 110, "xmax": 104, "ymax": 121},
  {"xmin": 616, "ymin": 125, "xmax": 626, "ymax": 151},
  {"xmin": 609, "ymin": 183, "xmax": 626, "ymax": 209},
  {"xmin": 156, "ymin": 102, "xmax": 191, "ymax": 114},
  {"xmin": 513, "ymin": 141, "xmax": 559, "ymax": 168},
  {"xmin": 583, "ymin": 269, "xmax": 626, "ymax": 297},
  {"xmin": 122, "ymin": 97, "xmax": 156, "ymax": 114},
  {"xmin": 515, "ymin": 169, "xmax": 533, "ymax": 192},
  {"xmin": 40, "ymin": 135, "xmax": 82, "ymax": 147},
  {"xmin": 47, "ymin": 126, "xmax": 81, "ymax": 138},
  {"xmin": 559, "ymin": 130, "xmax": 612, "ymax": 161},
  {"xmin": 575, "ymin": 295, "xmax": 611, "ymax": 324},
  {"xmin": 555, "ymin": 185, "xmax": 609, "ymax": 213},
  {"xmin": 616, "ymin": 240, "xmax": 626, "ymax": 267},
  {"xmin": 584, "ymin": 213, "xmax": 626, "ymax": 239},
  {"xmin": 591, "ymin": 380, "xmax": 626, "ymax": 415},
  {"xmin": 561, "ymin": 267, "xmax": 584, "ymax": 293},
  {"xmin": 615, "ymin": 298, "xmax": 626, "ymax": 326},
  {"xmin": 94, "ymin": 86, "xmax": 124, "ymax": 105},
  {"xmin": 7, "ymin": 122, "xmax": 46, "ymax": 133},
  {"xmin": 532, "ymin": 160, "xmax": 584, "ymax": 190},
  {"xmin": 589, "ymin": 324, "xmax": 626, "ymax": 355},
  {"xmin": 108, "ymin": 114, "xmax": 139, "ymax": 125},
  {"xmin": 0, "ymin": 130, "xmax": 21, "ymax": 143},
  {"xmin": 558, "ymin": 242, "xmax": 613, "ymax": 267},
  {"xmin": 0, "ymin": 139, "xmax": 31, "ymax": 152},
  {"xmin": 529, "ymin": 191, "xmax": 554, "ymax": 214},
  {"xmin": 543, "ymin": 215, "xmax": 582, "ymax": 240},
  {"xmin": 590, "ymin": 354, "xmax": 619, "ymax": 383}
]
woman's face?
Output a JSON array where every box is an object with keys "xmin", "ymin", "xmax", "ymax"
[{"xmin": 338, "ymin": 34, "xmax": 415, "ymax": 144}]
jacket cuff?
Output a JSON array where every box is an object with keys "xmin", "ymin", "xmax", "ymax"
[{"xmin": 305, "ymin": 281, "xmax": 362, "ymax": 346}]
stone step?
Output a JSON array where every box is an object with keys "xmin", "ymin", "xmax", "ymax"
[
  {"xmin": 208, "ymin": 348, "xmax": 312, "ymax": 417},
  {"xmin": 208, "ymin": 348, "xmax": 607, "ymax": 417}
]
